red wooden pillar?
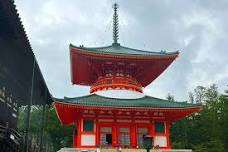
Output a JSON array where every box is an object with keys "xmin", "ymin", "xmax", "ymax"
[
  {"xmin": 112, "ymin": 114, "xmax": 117, "ymax": 147},
  {"xmin": 95, "ymin": 117, "xmax": 99, "ymax": 147},
  {"xmin": 73, "ymin": 122, "xmax": 77, "ymax": 147},
  {"xmin": 130, "ymin": 124, "xmax": 136, "ymax": 148},
  {"xmin": 150, "ymin": 120, "xmax": 155, "ymax": 146},
  {"xmin": 166, "ymin": 121, "xmax": 171, "ymax": 149},
  {"xmin": 150, "ymin": 120, "xmax": 154, "ymax": 136},
  {"xmin": 112, "ymin": 124, "xmax": 117, "ymax": 147},
  {"xmin": 77, "ymin": 117, "xmax": 82, "ymax": 147}
]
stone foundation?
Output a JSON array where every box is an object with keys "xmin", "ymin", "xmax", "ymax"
[{"xmin": 57, "ymin": 148, "xmax": 192, "ymax": 152}]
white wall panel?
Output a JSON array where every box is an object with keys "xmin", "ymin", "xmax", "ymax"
[
  {"xmin": 81, "ymin": 134, "xmax": 95, "ymax": 146},
  {"xmin": 154, "ymin": 136, "xmax": 167, "ymax": 147},
  {"xmin": 95, "ymin": 89, "xmax": 144, "ymax": 99}
]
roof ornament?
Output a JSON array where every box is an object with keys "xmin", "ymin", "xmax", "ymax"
[{"xmin": 112, "ymin": 3, "xmax": 120, "ymax": 46}]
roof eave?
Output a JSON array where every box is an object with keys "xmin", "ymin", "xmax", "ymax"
[
  {"xmin": 70, "ymin": 46, "xmax": 179, "ymax": 60},
  {"xmin": 69, "ymin": 43, "xmax": 179, "ymax": 57},
  {"xmin": 53, "ymin": 100, "xmax": 202, "ymax": 110}
]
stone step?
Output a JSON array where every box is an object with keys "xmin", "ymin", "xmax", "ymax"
[{"xmin": 57, "ymin": 148, "xmax": 192, "ymax": 152}]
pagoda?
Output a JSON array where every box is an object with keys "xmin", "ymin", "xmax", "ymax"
[{"xmin": 53, "ymin": 4, "xmax": 201, "ymax": 149}]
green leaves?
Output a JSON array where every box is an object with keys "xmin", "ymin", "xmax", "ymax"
[
  {"xmin": 170, "ymin": 84, "xmax": 228, "ymax": 152},
  {"xmin": 45, "ymin": 107, "xmax": 73, "ymax": 151},
  {"xmin": 17, "ymin": 106, "xmax": 73, "ymax": 152}
]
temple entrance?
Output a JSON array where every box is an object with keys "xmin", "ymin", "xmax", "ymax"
[
  {"xmin": 137, "ymin": 127, "xmax": 149, "ymax": 148},
  {"xmin": 118, "ymin": 127, "xmax": 130, "ymax": 147},
  {"xmin": 106, "ymin": 134, "xmax": 112, "ymax": 144},
  {"xmin": 99, "ymin": 127, "xmax": 112, "ymax": 146}
]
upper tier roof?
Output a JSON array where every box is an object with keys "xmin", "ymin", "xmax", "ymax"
[
  {"xmin": 54, "ymin": 94, "xmax": 200, "ymax": 109},
  {"xmin": 70, "ymin": 43, "xmax": 179, "ymax": 56},
  {"xmin": 70, "ymin": 43, "xmax": 179, "ymax": 87}
]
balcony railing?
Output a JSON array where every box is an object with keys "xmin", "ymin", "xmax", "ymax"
[{"xmin": 90, "ymin": 75, "xmax": 142, "ymax": 93}]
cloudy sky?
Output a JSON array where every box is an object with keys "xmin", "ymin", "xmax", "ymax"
[{"xmin": 15, "ymin": 0, "xmax": 228, "ymax": 101}]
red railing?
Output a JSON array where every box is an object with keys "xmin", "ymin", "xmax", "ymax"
[{"xmin": 90, "ymin": 75, "xmax": 142, "ymax": 93}]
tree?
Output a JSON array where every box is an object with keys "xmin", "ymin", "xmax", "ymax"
[
  {"xmin": 188, "ymin": 92, "xmax": 194, "ymax": 103},
  {"xmin": 194, "ymin": 86, "xmax": 206, "ymax": 103},
  {"xmin": 46, "ymin": 107, "xmax": 73, "ymax": 152},
  {"xmin": 170, "ymin": 84, "xmax": 225, "ymax": 152},
  {"xmin": 167, "ymin": 93, "xmax": 175, "ymax": 102},
  {"xmin": 220, "ymin": 86, "xmax": 228, "ymax": 152},
  {"xmin": 17, "ymin": 105, "xmax": 73, "ymax": 152}
]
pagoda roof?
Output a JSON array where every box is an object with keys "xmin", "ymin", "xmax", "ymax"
[
  {"xmin": 54, "ymin": 94, "xmax": 200, "ymax": 109},
  {"xmin": 70, "ymin": 43, "xmax": 179, "ymax": 57},
  {"xmin": 70, "ymin": 43, "xmax": 179, "ymax": 87},
  {"xmin": 53, "ymin": 94, "xmax": 202, "ymax": 124}
]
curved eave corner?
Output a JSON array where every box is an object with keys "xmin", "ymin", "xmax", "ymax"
[{"xmin": 52, "ymin": 101, "xmax": 64, "ymax": 125}]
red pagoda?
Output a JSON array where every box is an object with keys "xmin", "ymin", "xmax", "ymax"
[{"xmin": 53, "ymin": 4, "xmax": 201, "ymax": 149}]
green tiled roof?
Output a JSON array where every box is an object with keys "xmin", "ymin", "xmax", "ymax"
[
  {"xmin": 70, "ymin": 43, "xmax": 179, "ymax": 56},
  {"xmin": 54, "ymin": 94, "xmax": 200, "ymax": 108}
]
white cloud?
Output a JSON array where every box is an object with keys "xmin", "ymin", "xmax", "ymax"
[{"xmin": 15, "ymin": 0, "xmax": 228, "ymax": 101}]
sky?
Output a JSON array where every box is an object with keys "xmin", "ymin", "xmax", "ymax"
[{"xmin": 14, "ymin": 0, "xmax": 228, "ymax": 101}]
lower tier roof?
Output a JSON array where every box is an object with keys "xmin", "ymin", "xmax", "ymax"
[
  {"xmin": 53, "ymin": 94, "xmax": 202, "ymax": 124},
  {"xmin": 54, "ymin": 94, "xmax": 200, "ymax": 109}
]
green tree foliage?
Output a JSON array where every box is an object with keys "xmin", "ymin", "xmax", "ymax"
[
  {"xmin": 17, "ymin": 106, "xmax": 73, "ymax": 152},
  {"xmin": 46, "ymin": 107, "xmax": 73, "ymax": 152},
  {"xmin": 167, "ymin": 93, "xmax": 175, "ymax": 102},
  {"xmin": 170, "ymin": 84, "xmax": 228, "ymax": 152},
  {"xmin": 220, "ymin": 87, "xmax": 228, "ymax": 152}
]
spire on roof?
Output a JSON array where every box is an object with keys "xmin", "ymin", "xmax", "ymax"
[{"xmin": 112, "ymin": 3, "xmax": 119, "ymax": 46}]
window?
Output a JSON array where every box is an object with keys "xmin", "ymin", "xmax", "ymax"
[
  {"xmin": 119, "ymin": 128, "xmax": 130, "ymax": 132},
  {"xmin": 83, "ymin": 119, "xmax": 94, "ymax": 131},
  {"xmin": 100, "ymin": 127, "xmax": 112, "ymax": 145},
  {"xmin": 137, "ymin": 128, "xmax": 148, "ymax": 134},
  {"xmin": 118, "ymin": 127, "xmax": 130, "ymax": 146},
  {"xmin": 137, "ymin": 128, "xmax": 149, "ymax": 148},
  {"xmin": 100, "ymin": 127, "xmax": 112, "ymax": 132},
  {"xmin": 155, "ymin": 122, "xmax": 165, "ymax": 133},
  {"xmin": 100, "ymin": 134, "xmax": 112, "ymax": 145}
]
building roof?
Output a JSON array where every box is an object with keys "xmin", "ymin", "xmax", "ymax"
[
  {"xmin": 70, "ymin": 44, "xmax": 179, "ymax": 87},
  {"xmin": 53, "ymin": 94, "xmax": 202, "ymax": 124},
  {"xmin": 0, "ymin": 0, "xmax": 52, "ymax": 105},
  {"xmin": 70, "ymin": 43, "xmax": 179, "ymax": 56},
  {"xmin": 54, "ymin": 94, "xmax": 200, "ymax": 109}
]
